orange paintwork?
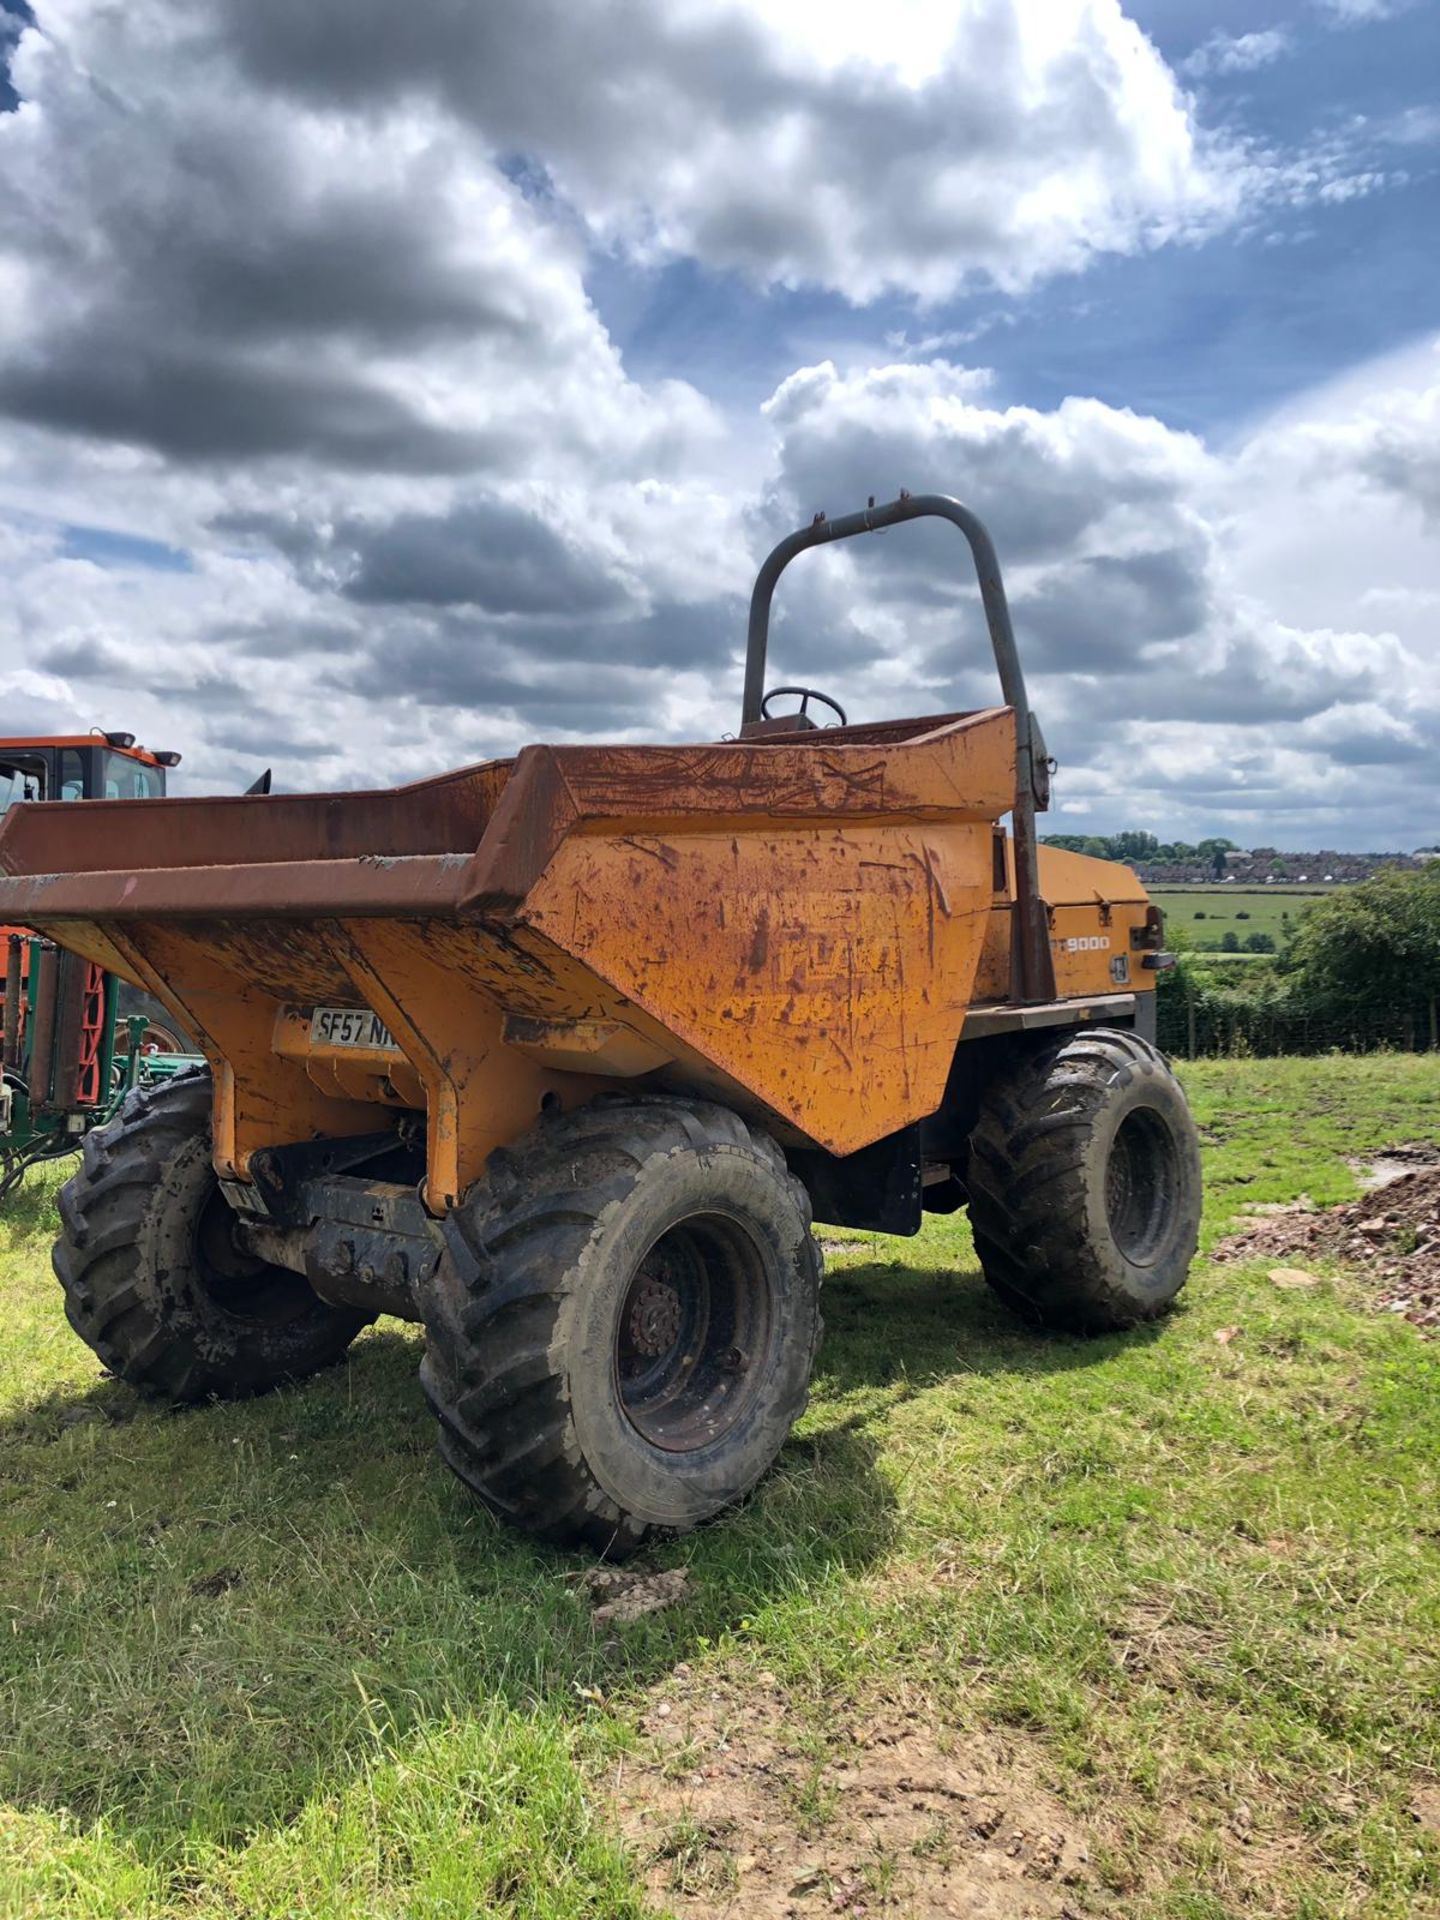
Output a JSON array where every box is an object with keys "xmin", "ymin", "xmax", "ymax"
[
  {"xmin": 522, "ymin": 819, "xmax": 997, "ymax": 1152},
  {"xmin": 0, "ymin": 707, "xmax": 1158, "ymax": 1211}
]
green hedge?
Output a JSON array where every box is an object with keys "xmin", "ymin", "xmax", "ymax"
[{"xmin": 1156, "ymin": 964, "xmax": 1438, "ymax": 1057}]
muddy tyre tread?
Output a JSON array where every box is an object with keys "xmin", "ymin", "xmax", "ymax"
[
  {"xmin": 967, "ymin": 1027, "xmax": 1201, "ymax": 1333},
  {"xmin": 419, "ymin": 1095, "xmax": 822, "ymax": 1556},
  {"xmin": 54, "ymin": 1071, "xmax": 365, "ymax": 1401}
]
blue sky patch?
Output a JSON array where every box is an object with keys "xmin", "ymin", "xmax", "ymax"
[
  {"xmin": 60, "ymin": 525, "xmax": 194, "ymax": 573},
  {"xmin": 0, "ymin": 0, "xmax": 31, "ymax": 113}
]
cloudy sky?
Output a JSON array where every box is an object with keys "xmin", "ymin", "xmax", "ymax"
[{"xmin": 0, "ymin": 0, "xmax": 1436, "ymax": 848}]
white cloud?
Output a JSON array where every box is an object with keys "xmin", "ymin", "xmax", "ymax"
[
  {"xmin": 1180, "ymin": 29, "xmax": 1292, "ymax": 79},
  {"xmin": 1382, "ymin": 105, "xmax": 1440, "ymax": 146},
  {"xmin": 216, "ymin": 0, "xmax": 1239, "ymax": 303},
  {"xmin": 1315, "ymin": 0, "xmax": 1411, "ymax": 23},
  {"xmin": 0, "ymin": 17, "xmax": 708, "ymax": 478},
  {"xmin": 1237, "ymin": 354, "xmax": 1440, "ymax": 527}
]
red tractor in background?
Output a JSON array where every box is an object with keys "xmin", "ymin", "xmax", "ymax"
[{"xmin": 0, "ymin": 730, "xmax": 202, "ymax": 1199}]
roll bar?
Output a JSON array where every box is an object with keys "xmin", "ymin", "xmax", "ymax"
[{"xmin": 743, "ymin": 491, "xmax": 1056, "ymax": 1003}]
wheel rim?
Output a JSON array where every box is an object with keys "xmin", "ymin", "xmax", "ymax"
[
  {"xmin": 1104, "ymin": 1107, "xmax": 1180, "ymax": 1266},
  {"xmin": 614, "ymin": 1212, "xmax": 774, "ymax": 1453},
  {"xmin": 191, "ymin": 1182, "xmax": 311, "ymax": 1325}
]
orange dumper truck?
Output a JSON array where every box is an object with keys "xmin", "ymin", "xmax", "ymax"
[{"xmin": 0, "ymin": 494, "xmax": 1200, "ymax": 1553}]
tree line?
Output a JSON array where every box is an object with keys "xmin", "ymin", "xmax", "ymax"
[{"xmin": 1043, "ymin": 830, "xmax": 1237, "ymax": 875}]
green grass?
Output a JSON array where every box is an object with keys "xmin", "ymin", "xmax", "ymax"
[
  {"xmin": 3, "ymin": 1055, "xmax": 1440, "ymax": 1916},
  {"xmin": 1152, "ymin": 886, "xmax": 1328, "ymax": 947}
]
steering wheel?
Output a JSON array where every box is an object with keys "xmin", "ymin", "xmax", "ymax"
[{"xmin": 760, "ymin": 685, "xmax": 848, "ymax": 728}]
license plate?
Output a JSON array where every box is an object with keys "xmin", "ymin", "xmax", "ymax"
[{"xmin": 309, "ymin": 1006, "xmax": 401, "ymax": 1051}]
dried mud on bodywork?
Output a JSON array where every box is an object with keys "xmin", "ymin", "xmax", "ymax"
[
  {"xmin": 609, "ymin": 1667, "xmax": 1095, "ymax": 1917},
  {"xmin": 1215, "ymin": 1148, "xmax": 1440, "ymax": 1334}
]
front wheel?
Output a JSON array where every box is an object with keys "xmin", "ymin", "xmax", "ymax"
[
  {"xmin": 54, "ymin": 1072, "xmax": 369, "ymax": 1399},
  {"xmin": 966, "ymin": 1027, "xmax": 1201, "ymax": 1332},
  {"xmin": 418, "ymin": 1096, "xmax": 823, "ymax": 1556}
]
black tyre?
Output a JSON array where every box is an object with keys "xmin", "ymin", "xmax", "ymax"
[
  {"xmin": 54, "ymin": 1072, "xmax": 368, "ymax": 1400},
  {"xmin": 967, "ymin": 1027, "xmax": 1201, "ymax": 1333},
  {"xmin": 418, "ymin": 1096, "xmax": 823, "ymax": 1556}
]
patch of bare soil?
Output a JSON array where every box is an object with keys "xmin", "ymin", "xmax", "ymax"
[
  {"xmin": 1410, "ymin": 1784, "xmax": 1440, "ymax": 1838},
  {"xmin": 609, "ymin": 1668, "xmax": 1096, "ymax": 1917},
  {"xmin": 187, "ymin": 1565, "xmax": 242, "ymax": 1599},
  {"xmin": 1215, "ymin": 1151, "xmax": 1440, "ymax": 1335}
]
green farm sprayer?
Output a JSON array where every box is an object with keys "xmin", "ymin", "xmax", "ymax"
[{"xmin": 0, "ymin": 730, "xmax": 204, "ymax": 1199}]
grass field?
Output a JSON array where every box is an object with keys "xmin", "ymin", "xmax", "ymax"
[
  {"xmin": 3, "ymin": 1056, "xmax": 1440, "ymax": 1917},
  {"xmin": 1151, "ymin": 886, "xmax": 1330, "ymax": 947}
]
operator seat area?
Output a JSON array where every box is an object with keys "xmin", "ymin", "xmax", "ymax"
[
  {"xmin": 737, "ymin": 683, "xmax": 845, "ymax": 739},
  {"xmin": 737, "ymin": 710, "xmax": 820, "ymax": 739}
]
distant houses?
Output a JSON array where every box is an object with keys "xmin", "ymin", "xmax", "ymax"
[
  {"xmin": 1042, "ymin": 831, "xmax": 1436, "ymax": 886},
  {"xmin": 1133, "ymin": 847, "xmax": 1430, "ymax": 885}
]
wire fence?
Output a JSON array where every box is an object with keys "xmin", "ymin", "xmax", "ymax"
[{"xmin": 1157, "ymin": 972, "xmax": 1440, "ymax": 1060}]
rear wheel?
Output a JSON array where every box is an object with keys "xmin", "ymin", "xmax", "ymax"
[
  {"xmin": 967, "ymin": 1027, "xmax": 1201, "ymax": 1332},
  {"xmin": 418, "ymin": 1096, "xmax": 823, "ymax": 1556},
  {"xmin": 54, "ymin": 1072, "xmax": 368, "ymax": 1400}
]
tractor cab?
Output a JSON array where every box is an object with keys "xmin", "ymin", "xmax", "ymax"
[{"xmin": 0, "ymin": 731, "xmax": 179, "ymax": 814}]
